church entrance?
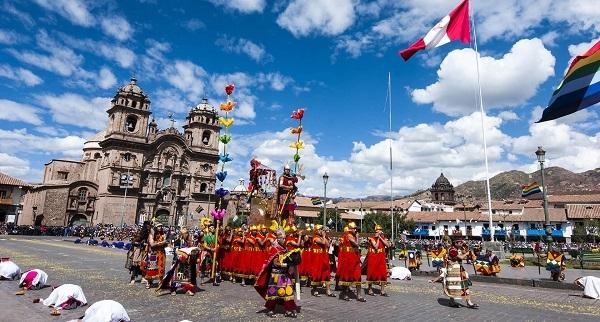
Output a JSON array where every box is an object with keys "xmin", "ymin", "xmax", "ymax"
[
  {"xmin": 70, "ymin": 214, "xmax": 88, "ymax": 226},
  {"xmin": 34, "ymin": 215, "xmax": 44, "ymax": 226},
  {"xmin": 154, "ymin": 209, "xmax": 170, "ymax": 226}
]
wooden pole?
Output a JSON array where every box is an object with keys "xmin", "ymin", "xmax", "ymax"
[{"xmin": 210, "ymin": 219, "xmax": 220, "ymax": 284}]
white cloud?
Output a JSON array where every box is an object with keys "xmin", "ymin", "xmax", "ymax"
[
  {"xmin": 59, "ymin": 33, "xmax": 135, "ymax": 68},
  {"xmin": 207, "ymin": 0, "xmax": 266, "ymax": 13},
  {"xmin": 33, "ymin": 0, "xmax": 94, "ymax": 27},
  {"xmin": 411, "ymin": 38, "xmax": 555, "ymax": 116},
  {"xmin": 0, "ymin": 99, "xmax": 44, "ymax": 125},
  {"xmin": 2, "ymin": 2, "xmax": 35, "ymax": 27},
  {"xmin": 153, "ymin": 89, "xmax": 190, "ymax": 114},
  {"xmin": 184, "ymin": 19, "xmax": 205, "ymax": 31},
  {"xmin": 0, "ymin": 29, "xmax": 22, "ymax": 44},
  {"xmin": 497, "ymin": 111, "xmax": 519, "ymax": 121},
  {"xmin": 36, "ymin": 93, "xmax": 110, "ymax": 130},
  {"xmin": 9, "ymin": 31, "xmax": 84, "ymax": 77},
  {"xmin": 163, "ymin": 60, "xmax": 207, "ymax": 102},
  {"xmin": 257, "ymin": 72, "xmax": 293, "ymax": 91},
  {"xmin": 0, "ymin": 65, "xmax": 43, "ymax": 86},
  {"xmin": 100, "ymin": 16, "xmax": 134, "ymax": 41},
  {"xmin": 0, "ymin": 153, "xmax": 31, "ymax": 178},
  {"xmin": 336, "ymin": 0, "xmax": 600, "ymax": 58},
  {"xmin": 97, "ymin": 67, "xmax": 117, "ymax": 89},
  {"xmin": 277, "ymin": 0, "xmax": 356, "ymax": 37},
  {"xmin": 215, "ymin": 36, "xmax": 273, "ymax": 63},
  {"xmin": 0, "ymin": 128, "xmax": 86, "ymax": 158}
]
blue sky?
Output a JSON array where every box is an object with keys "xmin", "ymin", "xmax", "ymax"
[{"xmin": 0, "ymin": 0, "xmax": 599, "ymax": 198}]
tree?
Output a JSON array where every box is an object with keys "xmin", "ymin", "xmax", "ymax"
[{"xmin": 362, "ymin": 211, "xmax": 416, "ymax": 238}]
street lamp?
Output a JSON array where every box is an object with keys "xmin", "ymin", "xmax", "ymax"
[
  {"xmin": 536, "ymin": 146, "xmax": 552, "ymax": 247},
  {"xmin": 323, "ymin": 172, "xmax": 329, "ymax": 227}
]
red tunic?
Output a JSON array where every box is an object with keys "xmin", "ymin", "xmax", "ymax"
[
  {"xmin": 299, "ymin": 236, "xmax": 312, "ymax": 280},
  {"xmin": 231, "ymin": 236, "xmax": 244, "ymax": 277},
  {"xmin": 248, "ymin": 235, "xmax": 264, "ymax": 277},
  {"xmin": 243, "ymin": 234, "xmax": 255, "ymax": 278},
  {"xmin": 336, "ymin": 232, "xmax": 362, "ymax": 286},
  {"xmin": 309, "ymin": 236, "xmax": 331, "ymax": 285},
  {"xmin": 366, "ymin": 237, "xmax": 388, "ymax": 283},
  {"xmin": 219, "ymin": 235, "xmax": 232, "ymax": 275}
]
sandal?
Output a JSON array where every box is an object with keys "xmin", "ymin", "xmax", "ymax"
[
  {"xmin": 380, "ymin": 292, "xmax": 389, "ymax": 297},
  {"xmin": 266, "ymin": 311, "xmax": 276, "ymax": 318},
  {"xmin": 467, "ymin": 303, "xmax": 479, "ymax": 309},
  {"xmin": 357, "ymin": 297, "xmax": 367, "ymax": 302},
  {"xmin": 50, "ymin": 308, "xmax": 61, "ymax": 316},
  {"xmin": 342, "ymin": 294, "xmax": 350, "ymax": 301},
  {"xmin": 284, "ymin": 311, "xmax": 297, "ymax": 318},
  {"xmin": 367, "ymin": 289, "xmax": 374, "ymax": 296},
  {"xmin": 311, "ymin": 290, "xmax": 321, "ymax": 297},
  {"xmin": 326, "ymin": 292, "xmax": 336, "ymax": 297}
]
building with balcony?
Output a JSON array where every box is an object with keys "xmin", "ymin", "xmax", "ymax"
[{"xmin": 0, "ymin": 172, "xmax": 31, "ymax": 224}]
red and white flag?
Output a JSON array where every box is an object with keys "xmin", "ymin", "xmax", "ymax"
[{"xmin": 399, "ymin": 0, "xmax": 471, "ymax": 61}]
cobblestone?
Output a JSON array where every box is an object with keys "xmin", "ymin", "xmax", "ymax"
[{"xmin": 1, "ymin": 237, "xmax": 599, "ymax": 321}]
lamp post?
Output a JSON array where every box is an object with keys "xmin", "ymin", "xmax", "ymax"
[
  {"xmin": 323, "ymin": 172, "xmax": 329, "ymax": 227},
  {"xmin": 536, "ymin": 146, "xmax": 552, "ymax": 248}
]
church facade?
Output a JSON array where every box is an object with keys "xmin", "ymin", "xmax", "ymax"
[{"xmin": 20, "ymin": 78, "xmax": 221, "ymax": 227}]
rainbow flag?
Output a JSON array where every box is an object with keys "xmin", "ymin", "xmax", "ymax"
[
  {"xmin": 311, "ymin": 197, "xmax": 322, "ymax": 206},
  {"xmin": 521, "ymin": 182, "xmax": 542, "ymax": 197},
  {"xmin": 538, "ymin": 40, "xmax": 600, "ymax": 122}
]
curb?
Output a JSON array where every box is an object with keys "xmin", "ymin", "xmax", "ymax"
[{"xmin": 411, "ymin": 270, "xmax": 579, "ymax": 291}]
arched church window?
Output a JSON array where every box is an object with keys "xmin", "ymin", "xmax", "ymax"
[
  {"xmin": 78, "ymin": 188, "xmax": 88, "ymax": 202},
  {"xmin": 202, "ymin": 131, "xmax": 211, "ymax": 145},
  {"xmin": 125, "ymin": 116, "xmax": 138, "ymax": 133},
  {"xmin": 123, "ymin": 153, "xmax": 132, "ymax": 162},
  {"xmin": 131, "ymin": 101, "xmax": 137, "ymax": 108},
  {"xmin": 163, "ymin": 171, "xmax": 172, "ymax": 187},
  {"xmin": 200, "ymin": 183, "xmax": 207, "ymax": 193},
  {"xmin": 94, "ymin": 153, "xmax": 101, "ymax": 159}
]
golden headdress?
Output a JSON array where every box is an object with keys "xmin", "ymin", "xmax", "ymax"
[{"xmin": 348, "ymin": 221, "xmax": 357, "ymax": 229}]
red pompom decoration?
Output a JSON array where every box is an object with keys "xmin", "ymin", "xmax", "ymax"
[{"xmin": 225, "ymin": 84, "xmax": 235, "ymax": 95}]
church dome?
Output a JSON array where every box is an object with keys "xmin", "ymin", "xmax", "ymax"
[
  {"xmin": 193, "ymin": 98, "xmax": 215, "ymax": 112},
  {"xmin": 119, "ymin": 77, "xmax": 144, "ymax": 95},
  {"xmin": 431, "ymin": 172, "xmax": 453, "ymax": 190},
  {"xmin": 83, "ymin": 130, "xmax": 106, "ymax": 150}
]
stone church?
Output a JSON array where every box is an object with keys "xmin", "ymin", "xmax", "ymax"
[{"xmin": 20, "ymin": 78, "xmax": 221, "ymax": 227}]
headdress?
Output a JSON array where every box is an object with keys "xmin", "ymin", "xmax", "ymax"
[
  {"xmin": 250, "ymin": 225, "xmax": 258, "ymax": 231},
  {"xmin": 314, "ymin": 224, "xmax": 323, "ymax": 231},
  {"xmin": 269, "ymin": 220, "xmax": 279, "ymax": 232},
  {"xmin": 374, "ymin": 224, "xmax": 383, "ymax": 231},
  {"xmin": 348, "ymin": 221, "xmax": 357, "ymax": 229}
]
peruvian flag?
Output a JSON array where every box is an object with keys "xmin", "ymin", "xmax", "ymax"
[{"xmin": 399, "ymin": 0, "xmax": 471, "ymax": 61}]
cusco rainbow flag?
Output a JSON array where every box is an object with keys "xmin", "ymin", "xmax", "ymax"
[
  {"xmin": 538, "ymin": 40, "xmax": 600, "ymax": 122},
  {"xmin": 521, "ymin": 182, "xmax": 542, "ymax": 197}
]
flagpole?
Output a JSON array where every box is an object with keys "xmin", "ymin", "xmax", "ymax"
[
  {"xmin": 388, "ymin": 72, "xmax": 394, "ymax": 244},
  {"xmin": 470, "ymin": 3, "xmax": 494, "ymax": 242}
]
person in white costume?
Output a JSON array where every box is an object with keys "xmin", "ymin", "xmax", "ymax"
[
  {"xmin": 575, "ymin": 276, "xmax": 600, "ymax": 299},
  {"xmin": 0, "ymin": 260, "xmax": 20, "ymax": 280},
  {"xmin": 390, "ymin": 266, "xmax": 412, "ymax": 280},
  {"xmin": 35, "ymin": 284, "xmax": 87, "ymax": 316},
  {"xmin": 67, "ymin": 300, "xmax": 130, "ymax": 322}
]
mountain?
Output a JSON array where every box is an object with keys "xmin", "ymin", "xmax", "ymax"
[{"xmin": 455, "ymin": 167, "xmax": 600, "ymax": 200}]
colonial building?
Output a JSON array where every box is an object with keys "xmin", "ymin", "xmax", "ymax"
[
  {"xmin": 20, "ymin": 78, "xmax": 221, "ymax": 227},
  {"xmin": 0, "ymin": 172, "xmax": 31, "ymax": 224},
  {"xmin": 430, "ymin": 172, "xmax": 455, "ymax": 205}
]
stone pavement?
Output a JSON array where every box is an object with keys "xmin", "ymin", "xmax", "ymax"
[
  {"xmin": 392, "ymin": 258, "xmax": 600, "ymax": 284},
  {"xmin": 1, "ymin": 236, "xmax": 600, "ymax": 322}
]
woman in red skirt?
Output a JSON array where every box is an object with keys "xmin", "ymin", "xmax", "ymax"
[
  {"xmin": 298, "ymin": 227, "xmax": 312, "ymax": 283},
  {"xmin": 366, "ymin": 224, "xmax": 390, "ymax": 296},
  {"xmin": 248, "ymin": 225, "xmax": 264, "ymax": 279},
  {"xmin": 231, "ymin": 229, "xmax": 245, "ymax": 284},
  {"xmin": 310, "ymin": 225, "xmax": 335, "ymax": 297},
  {"xmin": 219, "ymin": 227, "xmax": 233, "ymax": 280},
  {"xmin": 336, "ymin": 222, "xmax": 365, "ymax": 302}
]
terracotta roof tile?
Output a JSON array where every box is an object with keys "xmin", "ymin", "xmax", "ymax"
[
  {"xmin": 548, "ymin": 194, "xmax": 600, "ymax": 203},
  {"xmin": 0, "ymin": 172, "xmax": 30, "ymax": 187},
  {"xmin": 566, "ymin": 204, "xmax": 600, "ymax": 219}
]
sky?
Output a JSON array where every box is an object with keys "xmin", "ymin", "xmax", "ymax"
[{"xmin": 0, "ymin": 0, "xmax": 599, "ymax": 198}]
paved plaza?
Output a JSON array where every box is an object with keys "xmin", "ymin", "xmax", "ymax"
[{"xmin": 1, "ymin": 236, "xmax": 600, "ymax": 322}]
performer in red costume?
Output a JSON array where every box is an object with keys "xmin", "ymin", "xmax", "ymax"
[
  {"xmin": 310, "ymin": 224, "xmax": 335, "ymax": 297},
  {"xmin": 366, "ymin": 224, "xmax": 390, "ymax": 296},
  {"xmin": 276, "ymin": 164, "xmax": 298, "ymax": 225},
  {"xmin": 255, "ymin": 228, "xmax": 299, "ymax": 318},
  {"xmin": 336, "ymin": 222, "xmax": 366, "ymax": 302}
]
